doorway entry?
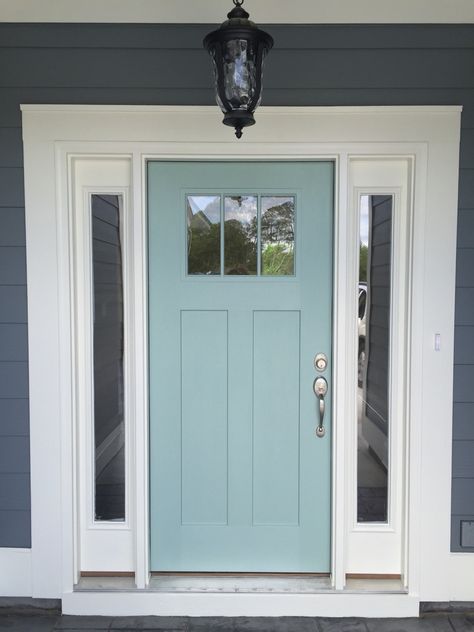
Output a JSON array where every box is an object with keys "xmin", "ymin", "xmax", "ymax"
[{"xmin": 148, "ymin": 161, "xmax": 334, "ymax": 572}]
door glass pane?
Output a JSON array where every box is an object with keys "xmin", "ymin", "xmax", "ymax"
[
  {"xmin": 187, "ymin": 195, "xmax": 221, "ymax": 275},
  {"xmin": 224, "ymin": 195, "xmax": 257, "ymax": 275},
  {"xmin": 357, "ymin": 194, "xmax": 392, "ymax": 523},
  {"xmin": 91, "ymin": 194, "xmax": 125, "ymax": 522},
  {"xmin": 261, "ymin": 196, "xmax": 295, "ymax": 276}
]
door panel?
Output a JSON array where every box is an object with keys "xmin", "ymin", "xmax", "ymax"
[
  {"xmin": 148, "ymin": 161, "xmax": 333, "ymax": 572},
  {"xmin": 252, "ymin": 310, "xmax": 301, "ymax": 527},
  {"xmin": 181, "ymin": 310, "xmax": 228, "ymax": 526}
]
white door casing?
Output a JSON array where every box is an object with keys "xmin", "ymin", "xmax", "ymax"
[{"xmin": 19, "ymin": 105, "xmax": 465, "ymax": 616}]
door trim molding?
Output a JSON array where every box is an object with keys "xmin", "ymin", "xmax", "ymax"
[{"xmin": 20, "ymin": 105, "xmax": 464, "ymax": 612}]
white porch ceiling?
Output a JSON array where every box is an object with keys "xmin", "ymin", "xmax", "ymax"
[{"xmin": 0, "ymin": 0, "xmax": 473, "ymax": 24}]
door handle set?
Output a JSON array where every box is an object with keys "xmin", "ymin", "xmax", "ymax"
[{"xmin": 313, "ymin": 375, "xmax": 328, "ymax": 438}]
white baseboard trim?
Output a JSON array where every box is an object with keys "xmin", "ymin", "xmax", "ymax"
[
  {"xmin": 0, "ymin": 549, "xmax": 32, "ymax": 597},
  {"xmin": 62, "ymin": 591, "xmax": 420, "ymax": 618}
]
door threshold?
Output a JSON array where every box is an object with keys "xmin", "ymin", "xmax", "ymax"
[
  {"xmin": 75, "ymin": 574, "xmax": 407, "ymax": 594},
  {"xmin": 149, "ymin": 573, "xmax": 332, "ymax": 593},
  {"xmin": 76, "ymin": 574, "xmax": 332, "ymax": 593}
]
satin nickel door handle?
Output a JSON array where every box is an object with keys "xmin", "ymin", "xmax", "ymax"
[{"xmin": 313, "ymin": 376, "xmax": 328, "ymax": 438}]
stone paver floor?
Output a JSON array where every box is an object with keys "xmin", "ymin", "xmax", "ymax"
[{"xmin": 0, "ymin": 614, "xmax": 473, "ymax": 631}]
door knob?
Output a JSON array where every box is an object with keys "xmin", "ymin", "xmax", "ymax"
[{"xmin": 313, "ymin": 376, "xmax": 328, "ymax": 438}]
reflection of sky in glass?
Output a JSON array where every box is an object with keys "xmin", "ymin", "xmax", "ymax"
[
  {"xmin": 360, "ymin": 195, "xmax": 369, "ymax": 246},
  {"xmin": 187, "ymin": 195, "xmax": 220, "ymax": 224},
  {"xmin": 261, "ymin": 196, "xmax": 293, "ymax": 214},
  {"xmin": 225, "ymin": 196, "xmax": 257, "ymax": 224}
]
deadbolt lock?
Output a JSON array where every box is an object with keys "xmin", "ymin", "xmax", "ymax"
[{"xmin": 314, "ymin": 353, "xmax": 328, "ymax": 372}]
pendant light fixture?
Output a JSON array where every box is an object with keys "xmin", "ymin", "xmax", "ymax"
[{"xmin": 203, "ymin": 0, "xmax": 274, "ymax": 139}]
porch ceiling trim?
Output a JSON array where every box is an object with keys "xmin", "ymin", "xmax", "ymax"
[{"xmin": 1, "ymin": 0, "xmax": 474, "ymax": 24}]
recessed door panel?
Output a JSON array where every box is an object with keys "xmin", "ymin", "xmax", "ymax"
[
  {"xmin": 181, "ymin": 310, "xmax": 228, "ymax": 526},
  {"xmin": 252, "ymin": 310, "xmax": 301, "ymax": 527}
]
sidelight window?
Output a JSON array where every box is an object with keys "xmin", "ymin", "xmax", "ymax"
[
  {"xmin": 356, "ymin": 194, "xmax": 392, "ymax": 524},
  {"xmin": 91, "ymin": 193, "xmax": 126, "ymax": 522}
]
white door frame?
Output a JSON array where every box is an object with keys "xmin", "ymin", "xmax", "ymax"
[{"xmin": 18, "ymin": 105, "xmax": 466, "ymax": 616}]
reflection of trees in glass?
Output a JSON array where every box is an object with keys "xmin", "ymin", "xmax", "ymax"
[
  {"xmin": 262, "ymin": 243, "xmax": 294, "ymax": 275},
  {"xmin": 224, "ymin": 218, "xmax": 257, "ymax": 274},
  {"xmin": 188, "ymin": 215, "xmax": 221, "ymax": 275},
  {"xmin": 261, "ymin": 200, "xmax": 294, "ymax": 243},
  {"xmin": 261, "ymin": 199, "xmax": 295, "ymax": 276},
  {"xmin": 359, "ymin": 243, "xmax": 368, "ymax": 282},
  {"xmin": 187, "ymin": 195, "xmax": 296, "ymax": 276}
]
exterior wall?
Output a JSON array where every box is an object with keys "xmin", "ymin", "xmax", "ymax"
[{"xmin": 0, "ymin": 23, "xmax": 473, "ymax": 551}]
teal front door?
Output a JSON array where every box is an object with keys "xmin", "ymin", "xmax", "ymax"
[{"xmin": 148, "ymin": 161, "xmax": 333, "ymax": 572}]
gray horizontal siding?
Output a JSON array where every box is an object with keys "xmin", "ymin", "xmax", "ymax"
[
  {"xmin": 0, "ymin": 325, "xmax": 28, "ymax": 362},
  {"xmin": 456, "ymin": 250, "xmax": 474, "ymax": 287},
  {"xmin": 0, "ymin": 209, "xmax": 25, "ymax": 247},
  {"xmin": 0, "ymin": 129, "xmax": 22, "ymax": 168},
  {"xmin": 0, "ymin": 437, "xmax": 30, "ymax": 474},
  {"xmin": 453, "ymin": 404, "xmax": 474, "ymax": 441},
  {"xmin": 0, "ymin": 247, "xmax": 26, "ymax": 285},
  {"xmin": 458, "ymin": 169, "xmax": 474, "ymax": 209},
  {"xmin": 1, "ymin": 24, "xmax": 474, "ymax": 50},
  {"xmin": 0, "ymin": 399, "xmax": 29, "ymax": 436},
  {"xmin": 0, "ymin": 169, "xmax": 24, "ymax": 207},
  {"xmin": 0, "ymin": 473, "xmax": 30, "ymax": 511},
  {"xmin": 455, "ymin": 288, "xmax": 474, "ymax": 325},
  {"xmin": 457, "ymin": 212, "xmax": 474, "ymax": 248},
  {"xmin": 0, "ymin": 286, "xmax": 27, "ymax": 323},
  {"xmin": 453, "ymin": 366, "xmax": 474, "ymax": 403},
  {"xmin": 0, "ymin": 363, "xmax": 28, "ymax": 399},
  {"xmin": 454, "ymin": 100, "xmax": 474, "ymax": 559},
  {"xmin": 452, "ymin": 441, "xmax": 474, "ymax": 479},
  {"xmin": 460, "ymin": 128, "xmax": 474, "ymax": 166},
  {"xmin": 1, "ymin": 49, "xmax": 474, "ymax": 90},
  {"xmin": 454, "ymin": 327, "xmax": 474, "ymax": 365},
  {"xmin": 452, "ymin": 478, "xmax": 474, "ymax": 515},
  {"xmin": 0, "ymin": 23, "xmax": 473, "ymax": 551},
  {"xmin": 0, "ymin": 510, "xmax": 30, "ymax": 548}
]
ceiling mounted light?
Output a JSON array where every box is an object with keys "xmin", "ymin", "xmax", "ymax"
[{"xmin": 203, "ymin": 0, "xmax": 274, "ymax": 139}]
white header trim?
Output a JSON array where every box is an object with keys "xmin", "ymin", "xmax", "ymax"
[{"xmin": 3, "ymin": 0, "xmax": 474, "ymax": 24}]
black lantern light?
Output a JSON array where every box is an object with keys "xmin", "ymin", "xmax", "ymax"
[{"xmin": 203, "ymin": 0, "xmax": 273, "ymax": 139}]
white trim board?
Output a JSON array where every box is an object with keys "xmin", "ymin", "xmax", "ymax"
[
  {"xmin": 0, "ymin": 549, "xmax": 32, "ymax": 597},
  {"xmin": 2, "ymin": 0, "xmax": 474, "ymax": 23},
  {"xmin": 61, "ymin": 592, "xmax": 420, "ymax": 618},
  {"xmin": 18, "ymin": 105, "xmax": 469, "ymax": 614}
]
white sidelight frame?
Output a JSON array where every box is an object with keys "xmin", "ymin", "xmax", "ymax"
[
  {"xmin": 72, "ymin": 159, "xmax": 134, "ymax": 573},
  {"xmin": 345, "ymin": 159, "xmax": 412, "ymax": 576},
  {"xmin": 19, "ymin": 105, "xmax": 466, "ymax": 616}
]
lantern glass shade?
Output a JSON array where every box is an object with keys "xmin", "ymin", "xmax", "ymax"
[
  {"xmin": 222, "ymin": 39, "xmax": 258, "ymax": 110},
  {"xmin": 204, "ymin": 2, "xmax": 273, "ymax": 138}
]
